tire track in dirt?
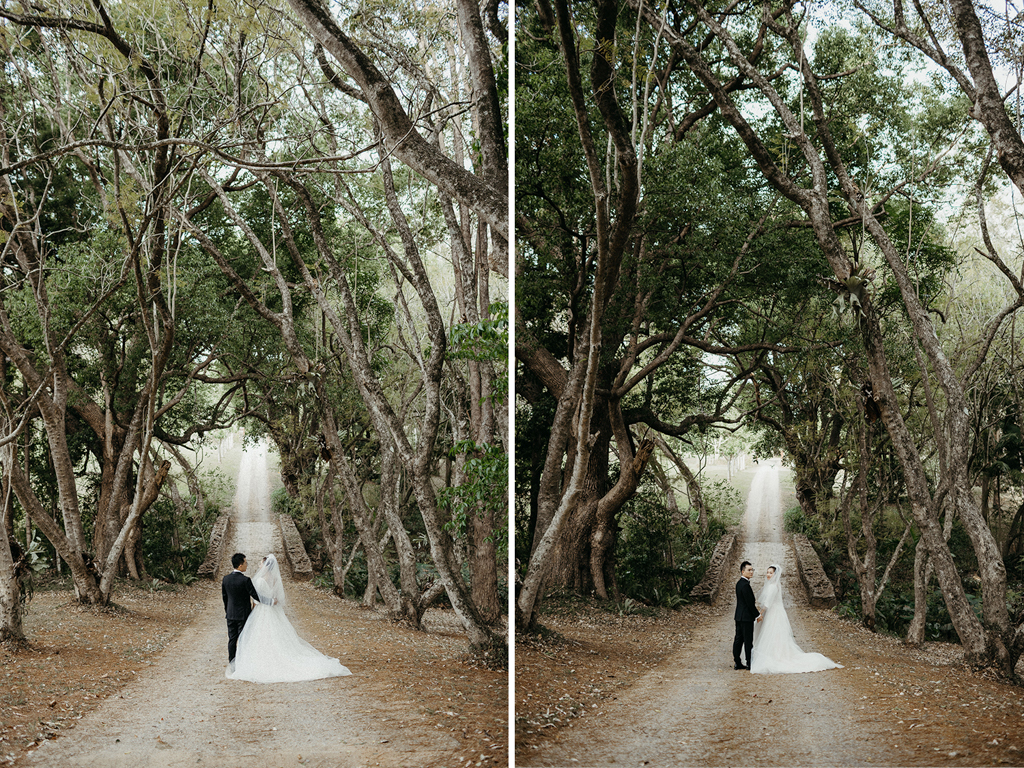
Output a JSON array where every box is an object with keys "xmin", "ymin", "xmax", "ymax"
[
  {"xmin": 528, "ymin": 461, "xmax": 896, "ymax": 767},
  {"xmin": 21, "ymin": 443, "xmax": 458, "ymax": 768}
]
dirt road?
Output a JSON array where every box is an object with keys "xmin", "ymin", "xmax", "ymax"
[
  {"xmin": 21, "ymin": 443, "xmax": 459, "ymax": 768},
  {"xmin": 526, "ymin": 461, "xmax": 902, "ymax": 766}
]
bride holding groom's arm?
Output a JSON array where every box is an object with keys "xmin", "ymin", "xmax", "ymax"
[
  {"xmin": 226, "ymin": 553, "xmax": 352, "ymax": 683},
  {"xmin": 749, "ymin": 563, "xmax": 842, "ymax": 675}
]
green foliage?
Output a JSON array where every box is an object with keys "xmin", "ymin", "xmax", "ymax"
[
  {"xmin": 440, "ymin": 439, "xmax": 508, "ymax": 556},
  {"xmin": 271, "ymin": 485, "xmax": 301, "ymax": 518},
  {"xmin": 784, "ymin": 505, "xmax": 818, "ymax": 537},
  {"xmin": 449, "ymin": 301, "xmax": 509, "ymax": 404},
  {"xmin": 837, "ymin": 586, "xmax": 984, "ymax": 643},
  {"xmin": 311, "ymin": 572, "xmax": 335, "ymax": 591},
  {"xmin": 611, "ymin": 597, "xmax": 647, "ymax": 616},
  {"xmin": 8, "ymin": 534, "xmax": 51, "ymax": 607},
  {"xmin": 615, "ymin": 486, "xmax": 728, "ymax": 607},
  {"xmin": 309, "ymin": 554, "xmax": 370, "ymax": 601},
  {"xmin": 23, "ymin": 535, "xmax": 51, "ymax": 575},
  {"xmin": 142, "ymin": 489, "xmax": 218, "ymax": 583},
  {"xmin": 343, "ymin": 551, "xmax": 370, "ymax": 600},
  {"xmin": 1007, "ymin": 584, "xmax": 1024, "ymax": 623},
  {"xmin": 702, "ymin": 479, "xmax": 744, "ymax": 524}
]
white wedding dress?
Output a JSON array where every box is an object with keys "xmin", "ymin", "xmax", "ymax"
[
  {"xmin": 750, "ymin": 563, "xmax": 842, "ymax": 675},
  {"xmin": 226, "ymin": 554, "xmax": 352, "ymax": 683}
]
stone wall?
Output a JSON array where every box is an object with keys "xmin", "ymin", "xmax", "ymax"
[
  {"xmin": 278, "ymin": 514, "xmax": 313, "ymax": 581},
  {"xmin": 689, "ymin": 529, "xmax": 737, "ymax": 603},
  {"xmin": 793, "ymin": 534, "xmax": 837, "ymax": 608},
  {"xmin": 198, "ymin": 514, "xmax": 230, "ymax": 579}
]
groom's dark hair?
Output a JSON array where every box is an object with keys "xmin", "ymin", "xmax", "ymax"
[
  {"xmin": 231, "ymin": 552, "xmax": 246, "ymax": 569},
  {"xmin": 740, "ymin": 561, "xmax": 751, "ymax": 572}
]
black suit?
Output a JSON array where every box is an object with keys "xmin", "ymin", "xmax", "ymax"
[
  {"xmin": 733, "ymin": 576, "xmax": 760, "ymax": 668},
  {"xmin": 222, "ymin": 570, "xmax": 261, "ymax": 662}
]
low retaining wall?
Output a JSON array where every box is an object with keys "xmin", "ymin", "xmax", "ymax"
[
  {"xmin": 198, "ymin": 514, "xmax": 230, "ymax": 579},
  {"xmin": 793, "ymin": 534, "xmax": 836, "ymax": 608},
  {"xmin": 279, "ymin": 514, "xmax": 313, "ymax": 581},
  {"xmin": 689, "ymin": 529, "xmax": 737, "ymax": 603}
]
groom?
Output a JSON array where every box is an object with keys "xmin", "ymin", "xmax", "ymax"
[
  {"xmin": 733, "ymin": 560, "xmax": 761, "ymax": 670},
  {"xmin": 222, "ymin": 552, "xmax": 262, "ymax": 668}
]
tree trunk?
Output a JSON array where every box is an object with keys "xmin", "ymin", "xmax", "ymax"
[
  {"xmin": 515, "ymin": 0, "xmax": 641, "ymax": 630},
  {"xmin": 469, "ymin": 492, "xmax": 501, "ymax": 623},
  {"xmin": 946, "ymin": 0, "xmax": 1024, "ymax": 195},
  {"xmin": 376, "ymin": 439, "xmax": 430, "ymax": 626},
  {"xmin": 980, "ymin": 473, "xmax": 991, "ymax": 524},
  {"xmin": 7, "ymin": 456, "xmax": 104, "ymax": 604},
  {"xmin": 0, "ymin": 545, "xmax": 23, "ymax": 643},
  {"xmin": 98, "ymin": 459, "xmax": 171, "ymax": 597},
  {"xmin": 906, "ymin": 536, "xmax": 930, "ymax": 647},
  {"xmin": 315, "ymin": 466, "xmax": 348, "ymax": 598},
  {"xmin": 548, "ymin": 404, "xmax": 612, "ymax": 594},
  {"xmin": 591, "ymin": 425, "xmax": 655, "ymax": 599},
  {"xmin": 794, "ymin": 477, "xmax": 822, "ymax": 523},
  {"xmin": 515, "ymin": 353, "xmax": 590, "ymax": 630},
  {"xmin": 0, "ymin": 450, "xmax": 24, "ymax": 642},
  {"xmin": 320, "ymin": 409, "xmax": 405, "ymax": 615}
]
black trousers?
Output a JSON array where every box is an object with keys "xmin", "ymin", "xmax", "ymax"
[
  {"xmin": 226, "ymin": 618, "xmax": 247, "ymax": 662},
  {"xmin": 733, "ymin": 619, "xmax": 754, "ymax": 666}
]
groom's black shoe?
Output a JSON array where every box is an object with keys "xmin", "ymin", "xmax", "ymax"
[{"xmin": 734, "ymin": 664, "xmax": 750, "ymax": 670}]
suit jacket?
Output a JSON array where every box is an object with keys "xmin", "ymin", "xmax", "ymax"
[
  {"xmin": 222, "ymin": 570, "xmax": 261, "ymax": 621},
  {"xmin": 734, "ymin": 577, "xmax": 760, "ymax": 622}
]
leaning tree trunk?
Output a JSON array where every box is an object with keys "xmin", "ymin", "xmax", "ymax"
[
  {"xmin": 375, "ymin": 436, "xmax": 430, "ymax": 626},
  {"xmin": 284, "ymin": 0, "xmax": 508, "ymax": 239}
]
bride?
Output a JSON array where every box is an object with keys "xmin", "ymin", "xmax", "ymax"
[
  {"xmin": 226, "ymin": 553, "xmax": 352, "ymax": 683},
  {"xmin": 750, "ymin": 563, "xmax": 842, "ymax": 675}
]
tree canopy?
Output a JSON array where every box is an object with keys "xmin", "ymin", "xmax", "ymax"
[
  {"xmin": 515, "ymin": 0, "xmax": 1024, "ymax": 677},
  {"xmin": 0, "ymin": 0, "xmax": 508, "ymax": 654}
]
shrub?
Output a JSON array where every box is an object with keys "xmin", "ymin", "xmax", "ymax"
[
  {"xmin": 784, "ymin": 505, "xmax": 816, "ymax": 536},
  {"xmin": 143, "ymin": 496, "xmax": 217, "ymax": 582},
  {"xmin": 703, "ymin": 479, "xmax": 743, "ymax": 524},
  {"xmin": 615, "ymin": 487, "xmax": 728, "ymax": 607}
]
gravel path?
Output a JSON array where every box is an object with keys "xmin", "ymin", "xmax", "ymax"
[
  {"xmin": 22, "ymin": 443, "xmax": 458, "ymax": 768},
  {"xmin": 530, "ymin": 460, "xmax": 894, "ymax": 767}
]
